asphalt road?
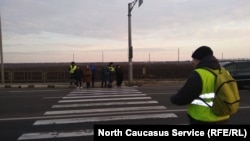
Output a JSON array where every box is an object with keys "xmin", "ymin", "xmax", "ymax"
[{"xmin": 0, "ymin": 85, "xmax": 249, "ymax": 141}]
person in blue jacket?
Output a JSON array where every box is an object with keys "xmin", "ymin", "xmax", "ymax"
[{"xmin": 89, "ymin": 63, "xmax": 96, "ymax": 87}]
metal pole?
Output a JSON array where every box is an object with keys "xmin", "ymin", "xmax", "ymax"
[
  {"xmin": 102, "ymin": 51, "xmax": 104, "ymax": 63},
  {"xmin": 0, "ymin": 15, "xmax": 4, "ymax": 84},
  {"xmin": 127, "ymin": 0, "xmax": 143, "ymax": 85},
  {"xmin": 128, "ymin": 3, "xmax": 133, "ymax": 84},
  {"xmin": 178, "ymin": 48, "xmax": 179, "ymax": 63}
]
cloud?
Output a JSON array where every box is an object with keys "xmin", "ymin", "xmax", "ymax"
[{"xmin": 1, "ymin": 0, "xmax": 250, "ymax": 63}]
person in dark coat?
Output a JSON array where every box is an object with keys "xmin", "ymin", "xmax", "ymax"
[
  {"xmin": 74, "ymin": 65, "xmax": 83, "ymax": 89},
  {"xmin": 101, "ymin": 66, "xmax": 108, "ymax": 87},
  {"xmin": 115, "ymin": 64, "xmax": 124, "ymax": 88}
]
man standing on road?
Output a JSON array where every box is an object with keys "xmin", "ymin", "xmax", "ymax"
[
  {"xmin": 69, "ymin": 61, "xmax": 77, "ymax": 85},
  {"xmin": 107, "ymin": 62, "xmax": 115, "ymax": 88},
  {"xmin": 89, "ymin": 63, "xmax": 96, "ymax": 87},
  {"xmin": 84, "ymin": 65, "xmax": 92, "ymax": 88},
  {"xmin": 170, "ymin": 46, "xmax": 231, "ymax": 124},
  {"xmin": 75, "ymin": 65, "xmax": 84, "ymax": 89}
]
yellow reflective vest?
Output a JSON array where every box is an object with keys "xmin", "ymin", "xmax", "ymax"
[
  {"xmin": 187, "ymin": 68, "xmax": 230, "ymax": 122},
  {"xmin": 108, "ymin": 66, "xmax": 115, "ymax": 73},
  {"xmin": 69, "ymin": 65, "xmax": 77, "ymax": 74}
]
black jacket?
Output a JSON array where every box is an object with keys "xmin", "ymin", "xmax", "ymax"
[
  {"xmin": 170, "ymin": 55, "xmax": 220, "ymax": 105},
  {"xmin": 75, "ymin": 68, "xmax": 84, "ymax": 80}
]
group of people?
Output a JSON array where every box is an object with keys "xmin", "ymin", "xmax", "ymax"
[
  {"xmin": 101, "ymin": 62, "xmax": 124, "ymax": 88},
  {"xmin": 68, "ymin": 45, "xmax": 239, "ymax": 125},
  {"xmin": 69, "ymin": 62, "xmax": 123, "ymax": 89},
  {"xmin": 69, "ymin": 62, "xmax": 95, "ymax": 89}
]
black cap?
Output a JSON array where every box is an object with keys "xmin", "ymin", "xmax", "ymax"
[{"xmin": 192, "ymin": 46, "xmax": 213, "ymax": 60}]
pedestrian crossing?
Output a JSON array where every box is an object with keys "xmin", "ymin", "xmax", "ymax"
[{"xmin": 17, "ymin": 87, "xmax": 178, "ymax": 140}]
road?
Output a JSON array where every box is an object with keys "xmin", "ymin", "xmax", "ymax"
[{"xmin": 0, "ymin": 85, "xmax": 249, "ymax": 141}]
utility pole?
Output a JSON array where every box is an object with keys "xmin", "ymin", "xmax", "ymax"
[
  {"xmin": 178, "ymin": 48, "xmax": 179, "ymax": 63},
  {"xmin": 102, "ymin": 51, "xmax": 104, "ymax": 63},
  {"xmin": 127, "ymin": 0, "xmax": 143, "ymax": 85},
  {"xmin": 0, "ymin": 15, "xmax": 4, "ymax": 84},
  {"xmin": 148, "ymin": 53, "xmax": 150, "ymax": 63}
]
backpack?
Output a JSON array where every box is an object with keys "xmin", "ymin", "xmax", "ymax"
[{"xmin": 200, "ymin": 67, "xmax": 240, "ymax": 116}]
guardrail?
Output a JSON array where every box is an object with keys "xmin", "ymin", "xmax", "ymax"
[
  {"xmin": 1, "ymin": 69, "xmax": 190, "ymax": 84},
  {"xmin": 2, "ymin": 71, "xmax": 70, "ymax": 83}
]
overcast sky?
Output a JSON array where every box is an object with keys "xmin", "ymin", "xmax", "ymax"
[{"xmin": 1, "ymin": 0, "xmax": 249, "ymax": 63}]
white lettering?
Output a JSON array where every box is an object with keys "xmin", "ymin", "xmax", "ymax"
[
  {"xmin": 125, "ymin": 129, "xmax": 169, "ymax": 136},
  {"xmin": 210, "ymin": 129, "xmax": 245, "ymax": 137},
  {"xmin": 172, "ymin": 129, "xmax": 205, "ymax": 136},
  {"xmin": 98, "ymin": 129, "xmax": 122, "ymax": 136}
]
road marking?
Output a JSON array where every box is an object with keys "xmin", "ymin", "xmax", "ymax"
[
  {"xmin": 5, "ymin": 106, "xmax": 250, "ymax": 122},
  {"xmin": 145, "ymin": 92, "xmax": 176, "ymax": 95},
  {"xmin": 63, "ymin": 93, "xmax": 147, "ymax": 99},
  {"xmin": 69, "ymin": 91, "xmax": 142, "ymax": 95},
  {"xmin": 68, "ymin": 91, "xmax": 142, "ymax": 95},
  {"xmin": 0, "ymin": 109, "xmax": 173, "ymax": 121},
  {"xmin": 52, "ymin": 100, "xmax": 158, "ymax": 108},
  {"xmin": 70, "ymin": 88, "xmax": 141, "ymax": 93},
  {"xmin": 44, "ymin": 93, "xmax": 147, "ymax": 99},
  {"xmin": 45, "ymin": 106, "xmax": 167, "ymax": 115},
  {"xmin": 18, "ymin": 129, "xmax": 93, "ymax": 140},
  {"xmin": 34, "ymin": 113, "xmax": 177, "ymax": 125},
  {"xmin": 16, "ymin": 87, "xmax": 178, "ymax": 140},
  {"xmin": 19, "ymin": 113, "xmax": 178, "ymax": 140},
  {"xmin": 59, "ymin": 96, "xmax": 152, "ymax": 103}
]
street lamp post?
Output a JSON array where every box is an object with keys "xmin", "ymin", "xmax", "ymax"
[
  {"xmin": 0, "ymin": 15, "xmax": 4, "ymax": 84},
  {"xmin": 127, "ymin": 0, "xmax": 143, "ymax": 85}
]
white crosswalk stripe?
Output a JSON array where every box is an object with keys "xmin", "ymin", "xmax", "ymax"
[
  {"xmin": 44, "ymin": 106, "xmax": 167, "ymax": 115},
  {"xmin": 17, "ymin": 87, "xmax": 178, "ymax": 140},
  {"xmin": 52, "ymin": 100, "xmax": 158, "ymax": 108},
  {"xmin": 34, "ymin": 113, "xmax": 177, "ymax": 125},
  {"xmin": 58, "ymin": 96, "xmax": 152, "ymax": 103},
  {"xmin": 18, "ymin": 129, "xmax": 94, "ymax": 140}
]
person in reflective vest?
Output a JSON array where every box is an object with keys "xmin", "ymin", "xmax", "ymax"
[
  {"xmin": 107, "ymin": 62, "xmax": 115, "ymax": 88},
  {"xmin": 69, "ymin": 61, "xmax": 77, "ymax": 85},
  {"xmin": 170, "ymin": 46, "xmax": 230, "ymax": 124}
]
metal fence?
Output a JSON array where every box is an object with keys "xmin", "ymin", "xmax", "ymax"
[
  {"xmin": 2, "ymin": 60, "xmax": 248, "ymax": 84},
  {"xmin": 2, "ymin": 71, "xmax": 70, "ymax": 83},
  {"xmin": 1, "ymin": 70, "xmax": 190, "ymax": 84}
]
